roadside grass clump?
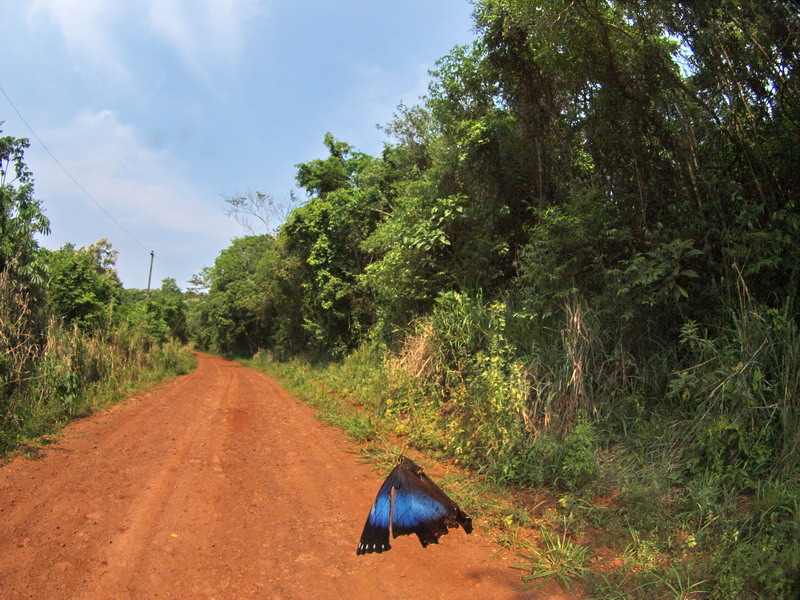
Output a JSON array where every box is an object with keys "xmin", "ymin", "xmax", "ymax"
[
  {"xmin": 247, "ymin": 351, "xmax": 384, "ymax": 445},
  {"xmin": 585, "ymin": 564, "xmax": 708, "ymax": 600},
  {"xmin": 1, "ymin": 311, "xmax": 195, "ymax": 455},
  {"xmin": 248, "ymin": 286, "xmax": 800, "ymax": 599},
  {"xmin": 516, "ymin": 516, "xmax": 590, "ymax": 590}
]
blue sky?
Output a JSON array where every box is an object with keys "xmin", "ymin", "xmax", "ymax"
[{"xmin": 0, "ymin": 0, "xmax": 476, "ymax": 289}]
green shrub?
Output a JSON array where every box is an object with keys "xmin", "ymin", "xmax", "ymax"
[
  {"xmin": 499, "ymin": 418, "xmax": 599, "ymax": 490},
  {"xmin": 684, "ymin": 416, "xmax": 773, "ymax": 491},
  {"xmin": 712, "ymin": 527, "xmax": 800, "ymax": 600},
  {"xmin": 1, "ymin": 318, "xmax": 195, "ymax": 454},
  {"xmin": 559, "ymin": 418, "xmax": 600, "ymax": 490}
]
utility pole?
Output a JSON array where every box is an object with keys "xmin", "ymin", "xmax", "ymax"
[{"xmin": 146, "ymin": 250, "xmax": 154, "ymax": 300}]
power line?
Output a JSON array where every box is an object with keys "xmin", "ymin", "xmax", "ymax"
[
  {"xmin": 155, "ymin": 253, "xmax": 196, "ymax": 269},
  {"xmin": 0, "ymin": 85, "xmax": 149, "ymax": 253},
  {"xmin": 1, "ymin": 85, "xmax": 209, "ymax": 285}
]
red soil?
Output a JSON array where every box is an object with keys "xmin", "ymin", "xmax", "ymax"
[{"xmin": 0, "ymin": 353, "xmax": 572, "ymax": 599}]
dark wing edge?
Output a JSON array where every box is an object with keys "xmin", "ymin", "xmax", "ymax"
[{"xmin": 356, "ymin": 516, "xmax": 391, "ymax": 555}]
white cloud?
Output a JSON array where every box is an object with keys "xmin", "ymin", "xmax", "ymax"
[
  {"xmin": 27, "ymin": 0, "xmax": 129, "ymax": 81},
  {"xmin": 28, "ymin": 0, "xmax": 266, "ymax": 82},
  {"xmin": 28, "ymin": 109, "xmax": 242, "ymax": 286},
  {"xmin": 29, "ymin": 109, "xmax": 239, "ymax": 246},
  {"xmin": 149, "ymin": 0, "xmax": 263, "ymax": 68}
]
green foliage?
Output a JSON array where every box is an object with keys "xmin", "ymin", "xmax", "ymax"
[
  {"xmin": 1, "ymin": 316, "xmax": 195, "ymax": 454},
  {"xmin": 194, "ymin": 235, "xmax": 277, "ymax": 355},
  {"xmin": 148, "ymin": 278, "xmax": 189, "ymax": 342},
  {"xmin": 281, "ymin": 183, "xmax": 377, "ymax": 356},
  {"xmin": 517, "ymin": 518, "xmax": 590, "ymax": 590},
  {"xmin": 613, "ymin": 239, "xmax": 702, "ymax": 308},
  {"xmin": 557, "ymin": 418, "xmax": 600, "ymax": 490},
  {"xmin": 295, "ymin": 133, "xmax": 372, "ymax": 197},
  {"xmin": 188, "ymin": 3, "xmax": 800, "ymax": 597},
  {"xmin": 670, "ymin": 293, "xmax": 800, "ymax": 481},
  {"xmin": 0, "ymin": 130, "xmax": 51, "ymax": 407},
  {"xmin": 201, "ymin": 135, "xmax": 387, "ymax": 358},
  {"xmin": 44, "ymin": 243, "xmax": 122, "ymax": 330},
  {"xmin": 502, "ymin": 418, "xmax": 599, "ymax": 490},
  {"xmin": 712, "ymin": 525, "xmax": 800, "ymax": 600},
  {"xmin": 0, "ymin": 129, "xmax": 50, "ymax": 286}
]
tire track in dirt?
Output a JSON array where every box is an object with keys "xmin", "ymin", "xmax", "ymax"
[
  {"xmin": 0, "ymin": 365, "xmax": 205, "ymax": 539},
  {"xmin": 1, "ymin": 354, "xmax": 568, "ymax": 599},
  {"xmin": 83, "ymin": 358, "xmax": 235, "ymax": 599}
]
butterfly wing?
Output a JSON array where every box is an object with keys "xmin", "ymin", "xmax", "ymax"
[
  {"xmin": 390, "ymin": 470, "xmax": 450, "ymax": 546},
  {"xmin": 391, "ymin": 458, "xmax": 473, "ymax": 547},
  {"xmin": 356, "ymin": 456, "xmax": 473, "ymax": 555},
  {"xmin": 356, "ymin": 464, "xmax": 402, "ymax": 555}
]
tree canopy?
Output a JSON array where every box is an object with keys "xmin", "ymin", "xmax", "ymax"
[{"xmin": 199, "ymin": 0, "xmax": 799, "ymax": 360}]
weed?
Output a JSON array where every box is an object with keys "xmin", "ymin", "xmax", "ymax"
[
  {"xmin": 559, "ymin": 417, "xmax": 600, "ymax": 489},
  {"xmin": 1, "ymin": 303, "xmax": 195, "ymax": 455},
  {"xmin": 517, "ymin": 517, "xmax": 590, "ymax": 589},
  {"xmin": 356, "ymin": 445, "xmax": 405, "ymax": 469},
  {"xmin": 317, "ymin": 407, "xmax": 379, "ymax": 444},
  {"xmin": 622, "ymin": 527, "xmax": 662, "ymax": 571},
  {"xmin": 584, "ymin": 569, "xmax": 657, "ymax": 600},
  {"xmin": 651, "ymin": 565, "xmax": 708, "ymax": 599}
]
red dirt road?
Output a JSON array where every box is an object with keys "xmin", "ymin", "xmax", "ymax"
[{"xmin": 0, "ymin": 354, "xmax": 555, "ymax": 599}]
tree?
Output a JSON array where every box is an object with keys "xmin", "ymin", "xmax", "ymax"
[
  {"xmin": 223, "ymin": 189, "xmax": 300, "ymax": 235},
  {"xmin": 295, "ymin": 133, "xmax": 372, "ymax": 198},
  {"xmin": 198, "ymin": 0, "xmax": 799, "ymax": 365},
  {"xmin": 144, "ymin": 277, "xmax": 188, "ymax": 343},
  {"xmin": 148, "ymin": 278, "xmax": 188, "ymax": 343},
  {"xmin": 0, "ymin": 129, "xmax": 50, "ymax": 285},
  {"xmin": 197, "ymin": 235, "xmax": 275, "ymax": 355},
  {"xmin": 85, "ymin": 238, "xmax": 120, "ymax": 278},
  {"xmin": 45, "ymin": 242, "xmax": 122, "ymax": 330},
  {"xmin": 0, "ymin": 128, "xmax": 51, "ymax": 403},
  {"xmin": 281, "ymin": 135, "xmax": 383, "ymax": 355}
]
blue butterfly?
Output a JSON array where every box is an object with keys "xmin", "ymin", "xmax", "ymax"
[{"xmin": 356, "ymin": 455, "xmax": 473, "ymax": 555}]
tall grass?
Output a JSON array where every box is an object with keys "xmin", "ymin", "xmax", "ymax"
[
  {"xmin": 252, "ymin": 282, "xmax": 800, "ymax": 598},
  {"xmin": 1, "ymin": 274, "xmax": 195, "ymax": 454},
  {"xmin": 670, "ymin": 286, "xmax": 800, "ymax": 481}
]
